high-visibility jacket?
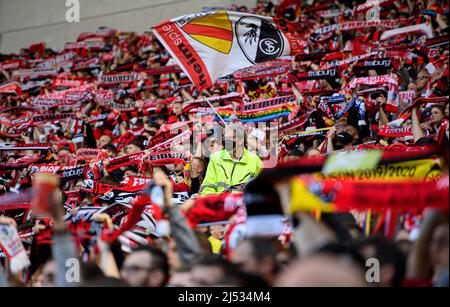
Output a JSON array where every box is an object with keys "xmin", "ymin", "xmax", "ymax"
[
  {"xmin": 200, "ymin": 148, "xmax": 262, "ymax": 195},
  {"xmin": 208, "ymin": 236, "xmax": 223, "ymax": 254}
]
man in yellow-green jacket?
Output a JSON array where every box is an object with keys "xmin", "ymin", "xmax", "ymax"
[{"xmin": 200, "ymin": 124, "xmax": 263, "ymax": 195}]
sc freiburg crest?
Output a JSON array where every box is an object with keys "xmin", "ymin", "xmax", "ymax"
[{"xmin": 235, "ymin": 16, "xmax": 284, "ymax": 64}]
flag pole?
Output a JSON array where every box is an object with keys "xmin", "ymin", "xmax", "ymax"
[{"xmin": 204, "ymin": 96, "xmax": 229, "ymax": 128}]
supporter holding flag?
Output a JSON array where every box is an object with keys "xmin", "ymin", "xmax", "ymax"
[{"xmin": 153, "ymin": 11, "xmax": 308, "ymax": 90}]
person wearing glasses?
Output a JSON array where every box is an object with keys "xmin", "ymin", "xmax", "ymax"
[{"xmin": 120, "ymin": 245, "xmax": 170, "ymax": 287}]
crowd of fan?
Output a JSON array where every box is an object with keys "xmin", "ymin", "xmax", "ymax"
[{"xmin": 0, "ymin": 0, "xmax": 449, "ymax": 287}]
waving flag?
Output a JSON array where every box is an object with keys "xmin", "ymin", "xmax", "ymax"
[
  {"xmin": 153, "ymin": 11, "xmax": 307, "ymax": 90},
  {"xmin": 182, "ymin": 12, "xmax": 233, "ymax": 54}
]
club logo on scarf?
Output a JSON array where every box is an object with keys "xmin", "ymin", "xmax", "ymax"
[
  {"xmin": 86, "ymin": 170, "xmax": 95, "ymax": 180},
  {"xmin": 235, "ymin": 16, "xmax": 284, "ymax": 64},
  {"xmin": 181, "ymin": 11, "xmax": 233, "ymax": 54},
  {"xmin": 99, "ymin": 190, "xmax": 137, "ymax": 204},
  {"xmin": 82, "ymin": 179, "xmax": 94, "ymax": 190}
]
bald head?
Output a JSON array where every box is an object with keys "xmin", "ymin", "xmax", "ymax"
[{"xmin": 275, "ymin": 254, "xmax": 367, "ymax": 287}]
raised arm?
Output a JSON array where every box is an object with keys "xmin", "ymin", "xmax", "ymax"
[{"xmin": 411, "ymin": 107, "xmax": 425, "ymax": 142}]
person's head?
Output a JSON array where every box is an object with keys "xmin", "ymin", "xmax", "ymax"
[
  {"xmin": 275, "ymin": 253, "xmax": 366, "ymax": 287},
  {"xmin": 166, "ymin": 236, "xmax": 184, "ymax": 272},
  {"xmin": 79, "ymin": 262, "xmax": 125, "ymax": 287},
  {"xmin": 335, "ymin": 118, "xmax": 347, "ymax": 134},
  {"xmin": 275, "ymin": 244, "xmax": 367, "ymax": 287},
  {"xmin": 284, "ymin": 148, "xmax": 303, "ymax": 161},
  {"xmin": 396, "ymin": 239, "xmax": 413, "ymax": 257},
  {"xmin": 345, "ymin": 124, "xmax": 360, "ymax": 145},
  {"xmin": 356, "ymin": 11, "xmax": 365, "ymax": 20},
  {"xmin": 40, "ymin": 259, "xmax": 56, "ymax": 287},
  {"xmin": 276, "ymin": 244, "xmax": 297, "ymax": 271},
  {"xmin": 124, "ymin": 165, "xmax": 139, "ymax": 177},
  {"xmin": 211, "ymin": 88, "xmax": 223, "ymax": 96},
  {"xmin": 305, "ymin": 147, "xmax": 321, "ymax": 158},
  {"xmin": 430, "ymin": 104, "xmax": 445, "ymax": 125},
  {"xmin": 172, "ymin": 101, "xmax": 183, "ymax": 116},
  {"xmin": 102, "ymin": 144, "xmax": 117, "ymax": 159},
  {"xmin": 121, "ymin": 245, "xmax": 170, "ymax": 287},
  {"xmin": 374, "ymin": 91, "xmax": 387, "ymax": 106},
  {"xmin": 100, "ymin": 175, "xmax": 120, "ymax": 186},
  {"xmin": 353, "ymin": 236, "xmax": 406, "ymax": 287},
  {"xmin": 147, "ymin": 123, "xmax": 160, "ymax": 135},
  {"xmin": 174, "ymin": 163, "xmax": 185, "ymax": 173},
  {"xmin": 402, "ymin": 118, "xmax": 413, "ymax": 129},
  {"xmin": 209, "ymin": 224, "xmax": 226, "ymax": 240},
  {"xmin": 126, "ymin": 139, "xmax": 144, "ymax": 155},
  {"xmin": 386, "ymin": 8, "xmax": 398, "ymax": 20},
  {"xmin": 206, "ymin": 136, "xmax": 223, "ymax": 155},
  {"xmin": 429, "ymin": 222, "xmax": 449, "ymax": 276},
  {"xmin": 168, "ymin": 266, "xmax": 194, "ymax": 287},
  {"xmin": 57, "ymin": 146, "xmax": 72, "ymax": 166},
  {"xmin": 190, "ymin": 255, "xmax": 236, "ymax": 286},
  {"xmin": 191, "ymin": 157, "xmax": 206, "ymax": 175},
  {"xmin": 216, "ymin": 271, "xmax": 270, "ymax": 287},
  {"xmin": 239, "ymin": 5, "xmax": 248, "ymax": 12},
  {"xmin": 416, "ymin": 69, "xmax": 430, "ymax": 91},
  {"xmin": 334, "ymin": 131, "xmax": 353, "ymax": 149},
  {"xmin": 407, "ymin": 82, "xmax": 418, "ymax": 92},
  {"xmin": 97, "ymin": 134, "xmax": 112, "ymax": 148},
  {"xmin": 224, "ymin": 123, "xmax": 246, "ymax": 153},
  {"xmin": 156, "ymin": 116, "xmax": 166, "ymax": 126},
  {"xmin": 231, "ymin": 237, "xmax": 279, "ymax": 283},
  {"xmin": 368, "ymin": 69, "xmax": 378, "ymax": 77}
]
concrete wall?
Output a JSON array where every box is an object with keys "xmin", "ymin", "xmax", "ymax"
[{"xmin": 0, "ymin": 0, "xmax": 256, "ymax": 54}]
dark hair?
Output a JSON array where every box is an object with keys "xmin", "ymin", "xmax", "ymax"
[
  {"xmin": 147, "ymin": 122, "xmax": 161, "ymax": 130},
  {"xmin": 192, "ymin": 156, "xmax": 206, "ymax": 164},
  {"xmin": 315, "ymin": 243, "xmax": 366, "ymax": 271},
  {"xmin": 244, "ymin": 237, "xmax": 278, "ymax": 262},
  {"xmin": 244, "ymin": 179, "xmax": 283, "ymax": 216},
  {"xmin": 57, "ymin": 146, "xmax": 71, "ymax": 153},
  {"xmin": 145, "ymin": 129, "xmax": 157, "ymax": 137},
  {"xmin": 353, "ymin": 237, "xmax": 406, "ymax": 287},
  {"xmin": 334, "ymin": 131, "xmax": 353, "ymax": 149},
  {"xmin": 78, "ymin": 262, "xmax": 128, "ymax": 287},
  {"xmin": 100, "ymin": 175, "xmax": 120, "ymax": 186},
  {"xmin": 218, "ymin": 271, "xmax": 270, "ymax": 287},
  {"xmin": 194, "ymin": 255, "xmax": 238, "ymax": 273},
  {"xmin": 242, "ymin": 237, "xmax": 279, "ymax": 274},
  {"xmin": 287, "ymin": 148, "xmax": 304, "ymax": 157},
  {"xmin": 102, "ymin": 144, "xmax": 117, "ymax": 153},
  {"xmin": 346, "ymin": 124, "xmax": 360, "ymax": 136},
  {"xmin": 128, "ymin": 138, "xmax": 145, "ymax": 150},
  {"xmin": 124, "ymin": 165, "xmax": 139, "ymax": 174},
  {"xmin": 415, "ymin": 136, "xmax": 437, "ymax": 146},
  {"xmin": 430, "ymin": 104, "xmax": 445, "ymax": 115},
  {"xmin": 81, "ymin": 276, "xmax": 129, "ymax": 287},
  {"xmin": 211, "ymin": 87, "xmax": 224, "ymax": 95},
  {"xmin": 131, "ymin": 245, "xmax": 170, "ymax": 286},
  {"xmin": 80, "ymin": 262, "xmax": 105, "ymax": 283}
]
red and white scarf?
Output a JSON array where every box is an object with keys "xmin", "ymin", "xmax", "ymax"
[{"xmin": 0, "ymin": 224, "xmax": 31, "ymax": 273}]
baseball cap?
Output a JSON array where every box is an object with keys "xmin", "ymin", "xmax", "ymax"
[{"xmin": 335, "ymin": 132, "xmax": 353, "ymax": 145}]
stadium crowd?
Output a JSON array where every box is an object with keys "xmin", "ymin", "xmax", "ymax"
[{"xmin": 0, "ymin": 0, "xmax": 449, "ymax": 287}]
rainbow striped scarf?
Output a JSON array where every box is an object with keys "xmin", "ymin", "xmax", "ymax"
[{"xmin": 216, "ymin": 96, "xmax": 295, "ymax": 123}]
